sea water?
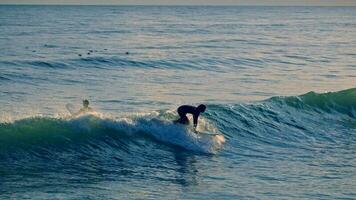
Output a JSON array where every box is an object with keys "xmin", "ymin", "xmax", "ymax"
[{"xmin": 0, "ymin": 5, "xmax": 355, "ymax": 199}]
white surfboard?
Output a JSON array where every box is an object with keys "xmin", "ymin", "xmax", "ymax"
[{"xmin": 65, "ymin": 103, "xmax": 77, "ymax": 115}]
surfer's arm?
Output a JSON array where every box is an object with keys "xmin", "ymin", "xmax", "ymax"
[
  {"xmin": 73, "ymin": 108, "xmax": 87, "ymax": 116},
  {"xmin": 193, "ymin": 114, "xmax": 198, "ymax": 128},
  {"xmin": 73, "ymin": 110, "xmax": 83, "ymax": 116},
  {"xmin": 76, "ymin": 107, "xmax": 93, "ymax": 115}
]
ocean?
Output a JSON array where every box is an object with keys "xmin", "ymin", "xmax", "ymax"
[{"xmin": 0, "ymin": 5, "xmax": 355, "ymax": 199}]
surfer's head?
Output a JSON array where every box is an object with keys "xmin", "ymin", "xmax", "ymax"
[
  {"xmin": 197, "ymin": 104, "xmax": 206, "ymax": 113},
  {"xmin": 83, "ymin": 99, "xmax": 89, "ymax": 108}
]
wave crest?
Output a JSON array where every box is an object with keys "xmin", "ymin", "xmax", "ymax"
[
  {"xmin": 269, "ymin": 88, "xmax": 356, "ymax": 116},
  {"xmin": 0, "ymin": 111, "xmax": 225, "ymax": 156}
]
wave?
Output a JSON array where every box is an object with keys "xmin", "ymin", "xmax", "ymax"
[
  {"xmin": 1, "ymin": 55, "xmax": 245, "ymax": 73},
  {"xmin": 69, "ymin": 56, "xmax": 225, "ymax": 71},
  {"xmin": 27, "ymin": 60, "xmax": 70, "ymax": 69},
  {"xmin": 206, "ymin": 88, "xmax": 356, "ymax": 156},
  {"xmin": 0, "ymin": 75, "xmax": 11, "ymax": 81},
  {"xmin": 269, "ymin": 88, "xmax": 356, "ymax": 116},
  {"xmin": 0, "ymin": 111, "xmax": 225, "ymax": 158},
  {"xmin": 0, "ymin": 60, "xmax": 70, "ymax": 69},
  {"xmin": 0, "ymin": 88, "xmax": 355, "ymax": 161}
]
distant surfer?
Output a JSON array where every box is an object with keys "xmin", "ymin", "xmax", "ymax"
[
  {"xmin": 74, "ymin": 99, "xmax": 93, "ymax": 116},
  {"xmin": 174, "ymin": 104, "xmax": 206, "ymax": 129}
]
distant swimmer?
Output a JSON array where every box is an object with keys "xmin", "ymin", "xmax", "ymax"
[
  {"xmin": 74, "ymin": 99, "xmax": 93, "ymax": 115},
  {"xmin": 174, "ymin": 104, "xmax": 206, "ymax": 129}
]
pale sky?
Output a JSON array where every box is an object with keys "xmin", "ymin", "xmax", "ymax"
[{"xmin": 0, "ymin": 0, "xmax": 355, "ymax": 6}]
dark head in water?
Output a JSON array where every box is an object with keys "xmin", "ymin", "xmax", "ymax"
[
  {"xmin": 74, "ymin": 100, "xmax": 93, "ymax": 116},
  {"xmin": 175, "ymin": 104, "xmax": 207, "ymax": 129},
  {"xmin": 83, "ymin": 99, "xmax": 89, "ymax": 108}
]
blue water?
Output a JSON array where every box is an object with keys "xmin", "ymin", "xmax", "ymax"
[{"xmin": 0, "ymin": 5, "xmax": 356, "ymax": 199}]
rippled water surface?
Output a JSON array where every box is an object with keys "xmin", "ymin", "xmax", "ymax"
[{"xmin": 0, "ymin": 5, "xmax": 355, "ymax": 200}]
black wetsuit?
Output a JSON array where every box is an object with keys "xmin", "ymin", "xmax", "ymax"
[{"xmin": 176, "ymin": 105, "xmax": 202, "ymax": 127}]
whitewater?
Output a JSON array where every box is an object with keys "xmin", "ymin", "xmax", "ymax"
[{"xmin": 0, "ymin": 5, "xmax": 355, "ymax": 200}]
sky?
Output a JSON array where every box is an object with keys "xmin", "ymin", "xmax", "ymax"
[{"xmin": 0, "ymin": 0, "xmax": 355, "ymax": 6}]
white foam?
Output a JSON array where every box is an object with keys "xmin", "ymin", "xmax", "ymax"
[
  {"xmin": 115, "ymin": 111, "xmax": 226, "ymax": 154},
  {"xmin": 70, "ymin": 110, "xmax": 225, "ymax": 154}
]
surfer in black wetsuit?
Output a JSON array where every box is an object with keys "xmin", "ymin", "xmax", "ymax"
[{"xmin": 175, "ymin": 104, "xmax": 206, "ymax": 128}]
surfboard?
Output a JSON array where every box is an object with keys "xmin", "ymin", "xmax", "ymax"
[
  {"xmin": 196, "ymin": 131, "xmax": 221, "ymax": 136},
  {"xmin": 65, "ymin": 103, "xmax": 77, "ymax": 115}
]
